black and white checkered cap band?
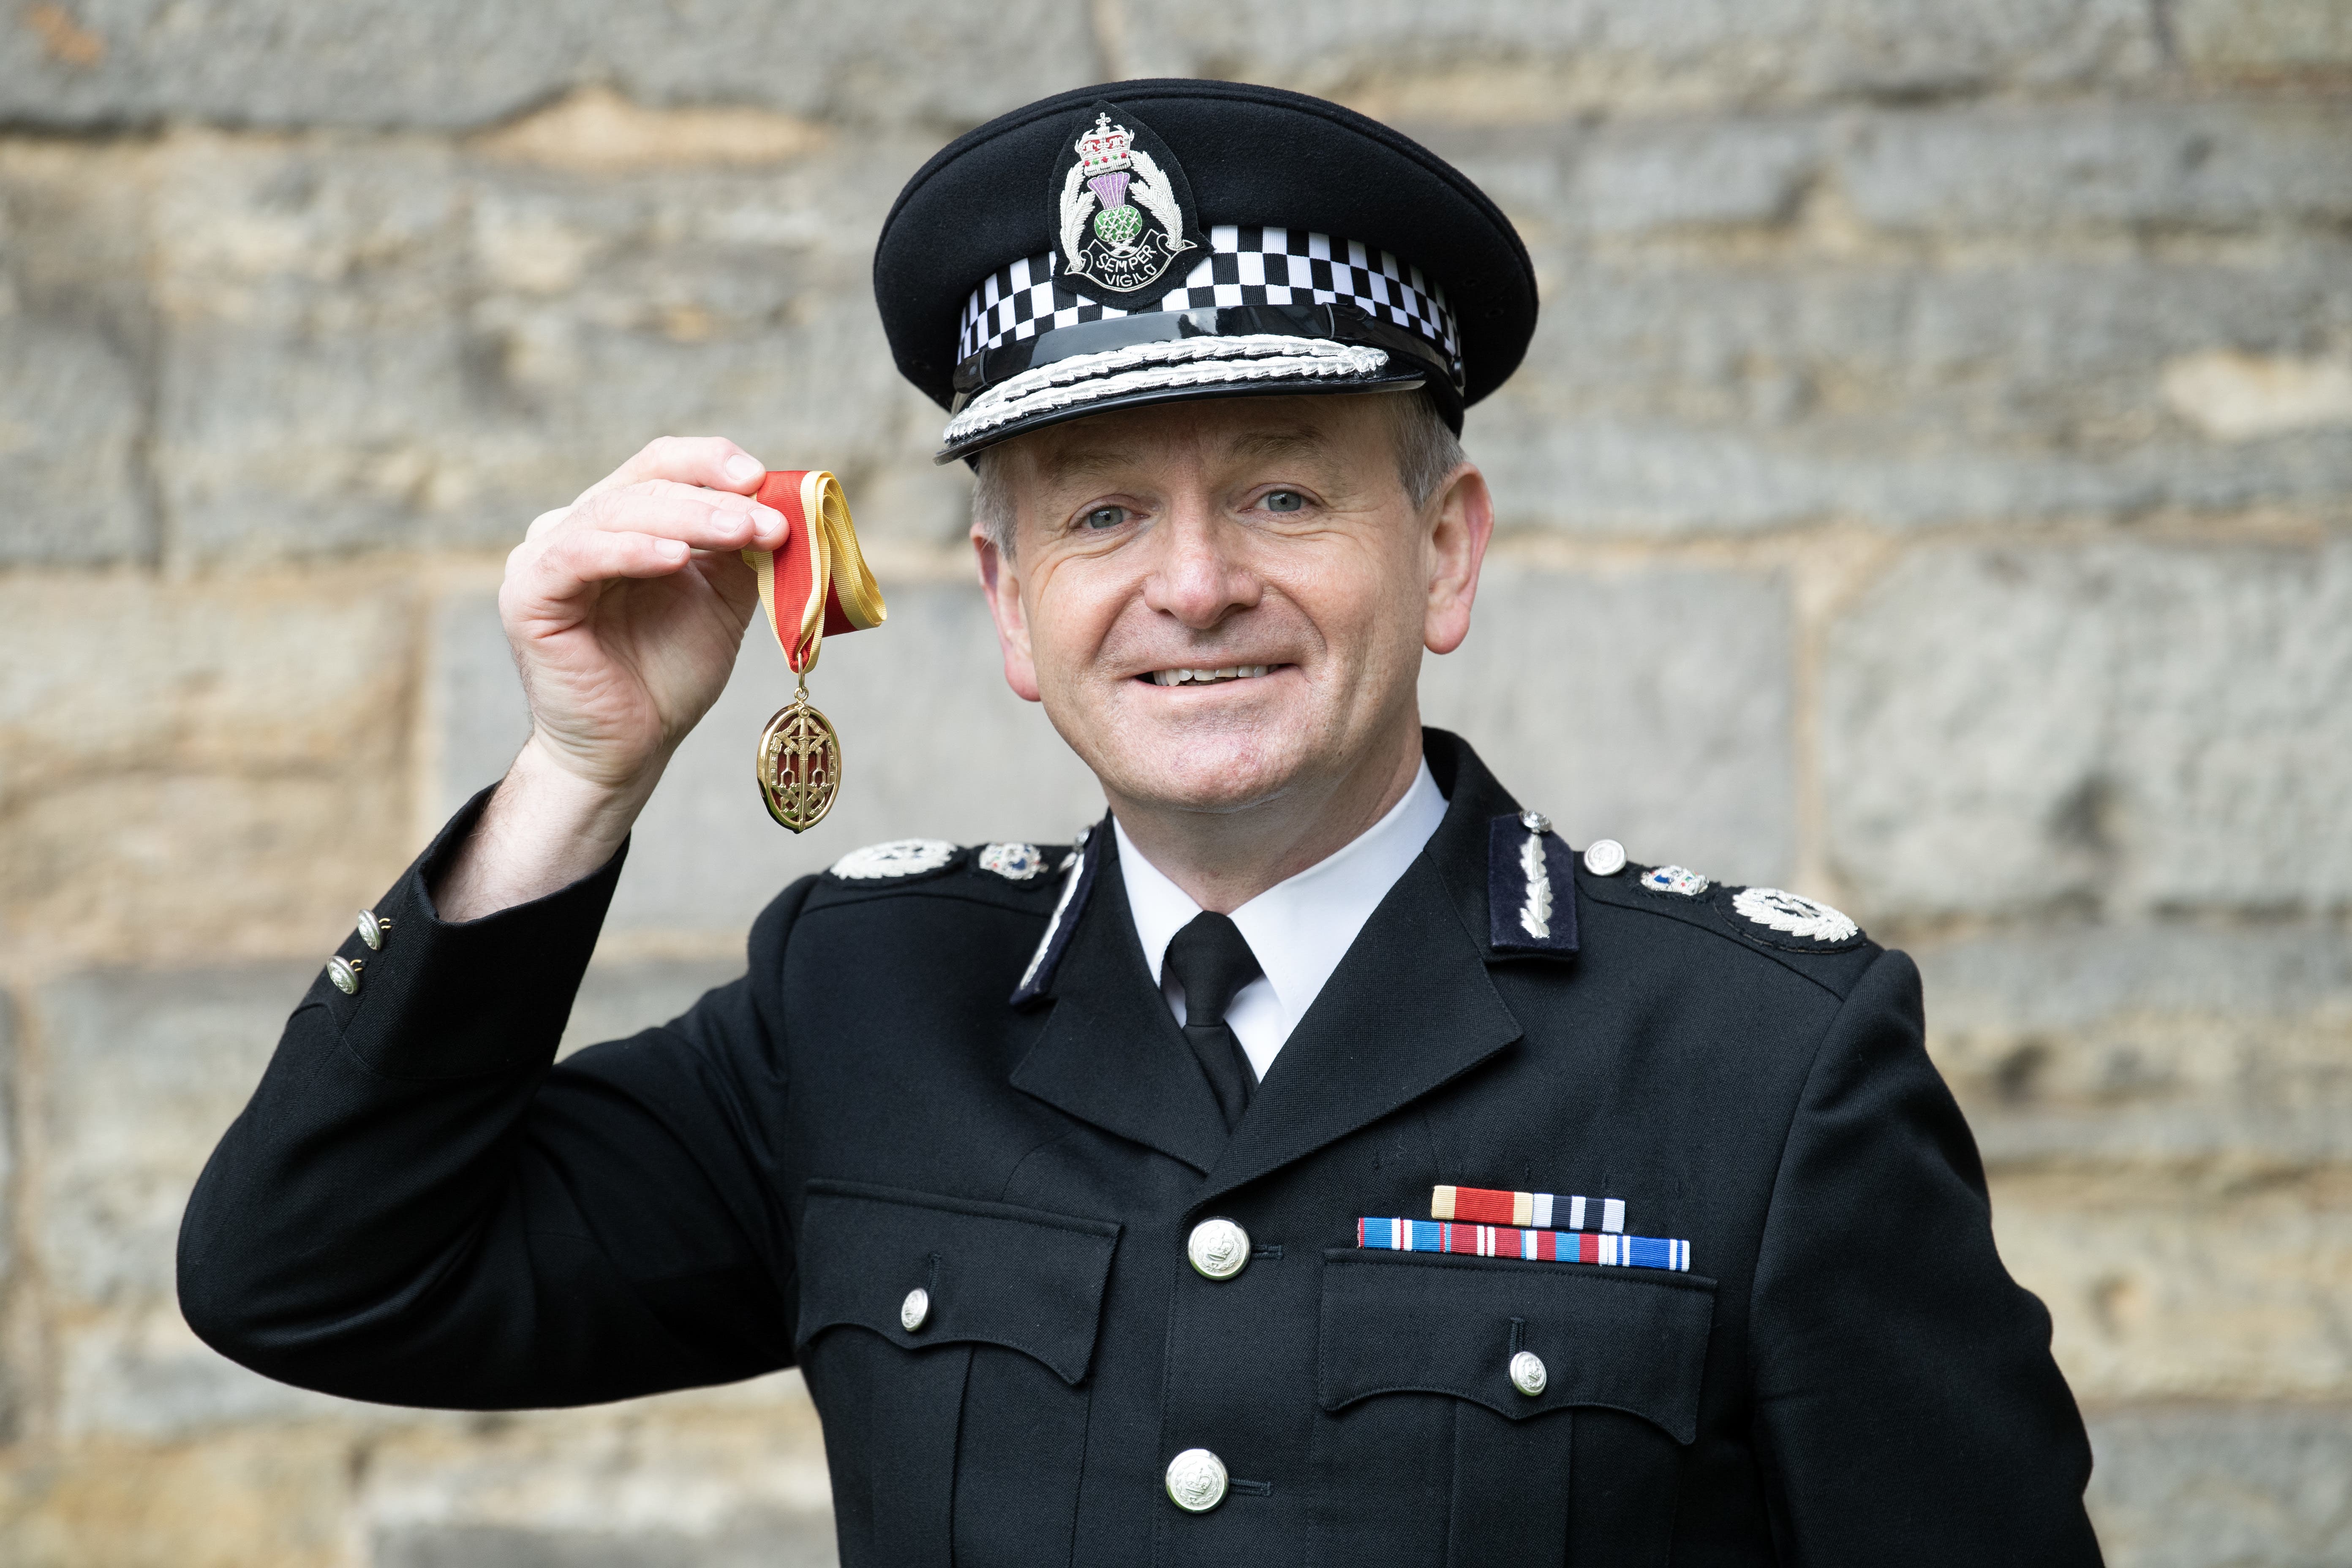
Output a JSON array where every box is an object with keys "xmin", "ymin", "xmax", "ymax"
[{"xmin": 956, "ymin": 226, "xmax": 1460, "ymax": 371}]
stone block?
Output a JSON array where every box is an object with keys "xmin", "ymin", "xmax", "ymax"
[
  {"xmin": 1472, "ymin": 240, "xmax": 2352, "ymax": 530},
  {"xmin": 1468, "ymin": 399, "xmax": 2352, "ymax": 537},
  {"xmin": 1572, "ymin": 117, "xmax": 1821, "ymax": 235},
  {"xmin": 560, "ymin": 961, "xmax": 748, "ymax": 1059},
  {"xmin": 2085, "ymin": 1403, "xmax": 2352, "ymax": 1568},
  {"xmin": 33, "ymin": 964, "xmax": 392, "ymax": 1435},
  {"xmin": 59, "ymin": 1303, "xmax": 361, "ymax": 1438},
  {"xmin": 37, "ymin": 964, "xmax": 310, "ymax": 1311},
  {"xmin": 1418, "ymin": 558, "xmax": 1797, "ymax": 888},
  {"xmin": 370, "ymin": 1522, "xmax": 837, "ymax": 1568},
  {"xmin": 2162, "ymin": 348, "xmax": 2352, "ymax": 442},
  {"xmin": 1915, "ymin": 923, "xmax": 2352, "ymax": 1167},
  {"xmin": 0, "ymin": 572, "xmax": 417, "ymax": 963},
  {"xmin": 1839, "ymin": 100, "xmax": 2352, "ymax": 234},
  {"xmin": 0, "ymin": 572, "xmax": 412, "ymax": 803},
  {"xmin": 0, "ymin": 989, "xmax": 14, "ymax": 1275},
  {"xmin": 431, "ymin": 581, "xmax": 1106, "ymax": 947},
  {"xmin": 0, "ymin": 1425, "xmax": 357, "ymax": 1568},
  {"xmin": 145, "ymin": 129, "xmax": 961, "ymax": 566},
  {"xmin": 2174, "ymin": 0, "xmax": 2352, "ymax": 76},
  {"xmin": 1822, "ymin": 541, "xmax": 2352, "ymax": 921},
  {"xmin": 0, "ymin": 139, "xmax": 156, "ymax": 565},
  {"xmin": 1990, "ymin": 1169, "xmax": 2352, "ymax": 1403},
  {"xmin": 1119, "ymin": 0, "xmax": 2159, "ymax": 117},
  {"xmin": 0, "ymin": 320, "xmax": 147, "ymax": 564},
  {"xmin": 361, "ymin": 1374, "xmax": 833, "ymax": 1566},
  {"xmin": 0, "ymin": 0, "xmax": 1100, "ymax": 131}
]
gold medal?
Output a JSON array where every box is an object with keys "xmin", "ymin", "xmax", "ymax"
[
  {"xmin": 741, "ymin": 470, "xmax": 885, "ymax": 833},
  {"xmin": 756, "ymin": 675, "xmax": 843, "ymax": 831}
]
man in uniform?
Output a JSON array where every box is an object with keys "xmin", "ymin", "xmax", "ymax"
[{"xmin": 179, "ymin": 81, "xmax": 2102, "ymax": 1564}]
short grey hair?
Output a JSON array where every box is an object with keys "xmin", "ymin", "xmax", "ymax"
[{"xmin": 971, "ymin": 389, "xmax": 1467, "ymax": 558}]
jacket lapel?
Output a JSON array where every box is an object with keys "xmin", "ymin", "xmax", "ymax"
[
  {"xmin": 1007, "ymin": 732, "xmax": 1565, "ymax": 1192},
  {"xmin": 1009, "ymin": 833, "xmax": 1233, "ymax": 1175},
  {"xmin": 1192, "ymin": 732, "xmax": 1534, "ymax": 1208}
]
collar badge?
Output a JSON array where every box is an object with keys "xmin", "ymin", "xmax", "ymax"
[
  {"xmin": 1641, "ymin": 865, "xmax": 1711, "ymax": 897},
  {"xmin": 979, "ymin": 842, "xmax": 1048, "ymax": 881}
]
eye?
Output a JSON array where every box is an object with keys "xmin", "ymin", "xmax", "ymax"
[
  {"xmin": 1080, "ymin": 504, "xmax": 1130, "ymax": 531},
  {"xmin": 1260, "ymin": 490, "xmax": 1306, "ymax": 514}
]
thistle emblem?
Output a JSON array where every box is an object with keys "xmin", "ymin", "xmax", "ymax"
[{"xmin": 1056, "ymin": 106, "xmax": 1198, "ymax": 301}]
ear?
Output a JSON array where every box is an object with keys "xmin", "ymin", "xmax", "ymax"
[
  {"xmin": 974, "ymin": 525, "xmax": 1044, "ymax": 704},
  {"xmin": 1422, "ymin": 462, "xmax": 1493, "ymax": 656}
]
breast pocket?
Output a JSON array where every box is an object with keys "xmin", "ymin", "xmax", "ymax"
[
  {"xmin": 1312, "ymin": 1251, "xmax": 1715, "ymax": 1568},
  {"xmin": 795, "ymin": 1179, "xmax": 1120, "ymax": 1568}
]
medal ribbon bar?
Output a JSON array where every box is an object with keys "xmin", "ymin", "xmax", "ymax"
[
  {"xmin": 1432, "ymin": 1184, "xmax": 1624, "ymax": 1235},
  {"xmin": 1359, "ymin": 1218, "xmax": 1690, "ymax": 1273}
]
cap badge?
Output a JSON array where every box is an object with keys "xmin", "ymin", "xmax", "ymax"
[{"xmin": 1053, "ymin": 103, "xmax": 1200, "ymax": 305}]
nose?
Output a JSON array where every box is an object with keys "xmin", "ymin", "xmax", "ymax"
[{"xmin": 1141, "ymin": 499, "xmax": 1261, "ymax": 631}]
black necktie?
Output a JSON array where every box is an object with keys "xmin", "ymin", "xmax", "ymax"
[{"xmin": 1164, "ymin": 912, "xmax": 1263, "ymax": 1130}]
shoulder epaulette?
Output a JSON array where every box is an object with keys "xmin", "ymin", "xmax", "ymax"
[{"xmin": 1571, "ymin": 838, "xmax": 1878, "ymax": 991}]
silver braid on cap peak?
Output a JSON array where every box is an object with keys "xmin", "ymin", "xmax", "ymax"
[{"xmin": 942, "ymin": 336, "xmax": 1390, "ymax": 444}]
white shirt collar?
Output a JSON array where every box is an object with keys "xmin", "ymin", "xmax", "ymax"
[{"xmin": 1115, "ymin": 758, "xmax": 1448, "ymax": 1078}]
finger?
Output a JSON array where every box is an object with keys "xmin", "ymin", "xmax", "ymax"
[
  {"xmin": 526, "ymin": 505, "xmax": 572, "ymax": 542},
  {"xmin": 575, "ymin": 435, "xmax": 770, "ymax": 506},
  {"xmin": 569, "ymin": 483, "xmax": 789, "ymax": 553},
  {"xmin": 512, "ymin": 530, "xmax": 696, "ymax": 615}
]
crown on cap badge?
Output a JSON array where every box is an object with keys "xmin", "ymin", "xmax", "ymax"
[{"xmin": 1078, "ymin": 114, "xmax": 1133, "ymax": 177}]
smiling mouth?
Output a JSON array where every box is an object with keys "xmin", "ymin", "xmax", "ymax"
[{"xmin": 1141, "ymin": 664, "xmax": 1281, "ymax": 687}]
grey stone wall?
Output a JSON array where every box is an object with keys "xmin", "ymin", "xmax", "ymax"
[{"xmin": 2, "ymin": 2, "xmax": 2347, "ymax": 1562}]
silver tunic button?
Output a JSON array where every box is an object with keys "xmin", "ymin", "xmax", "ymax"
[
  {"xmin": 1510, "ymin": 1350, "xmax": 1548, "ymax": 1397},
  {"xmin": 357, "ymin": 909, "xmax": 390, "ymax": 950},
  {"xmin": 900, "ymin": 1287, "xmax": 930, "ymax": 1332},
  {"xmin": 1582, "ymin": 838, "xmax": 1627, "ymax": 877},
  {"xmin": 1186, "ymin": 1217, "xmax": 1250, "ymax": 1281},
  {"xmin": 1165, "ymin": 1448, "xmax": 1229, "ymax": 1512},
  {"xmin": 326, "ymin": 956, "xmax": 362, "ymax": 995}
]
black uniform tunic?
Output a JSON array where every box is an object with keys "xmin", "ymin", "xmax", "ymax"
[{"xmin": 178, "ymin": 731, "xmax": 2101, "ymax": 1565}]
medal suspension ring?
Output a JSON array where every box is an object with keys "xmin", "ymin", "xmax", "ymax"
[{"xmin": 757, "ymin": 683, "xmax": 842, "ymax": 832}]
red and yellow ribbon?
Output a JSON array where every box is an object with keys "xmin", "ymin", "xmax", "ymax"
[{"xmin": 741, "ymin": 470, "xmax": 885, "ymax": 675}]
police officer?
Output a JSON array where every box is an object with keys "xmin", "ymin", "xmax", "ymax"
[{"xmin": 178, "ymin": 81, "xmax": 2102, "ymax": 1565}]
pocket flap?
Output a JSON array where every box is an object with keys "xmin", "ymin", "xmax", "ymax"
[
  {"xmin": 1318, "ymin": 1252, "xmax": 1715, "ymax": 1443},
  {"xmin": 796, "ymin": 1179, "xmax": 1121, "ymax": 1385}
]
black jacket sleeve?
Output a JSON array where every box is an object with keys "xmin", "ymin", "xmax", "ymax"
[
  {"xmin": 1748, "ymin": 949, "xmax": 2103, "ymax": 1563},
  {"xmin": 177, "ymin": 792, "xmax": 810, "ymax": 1410}
]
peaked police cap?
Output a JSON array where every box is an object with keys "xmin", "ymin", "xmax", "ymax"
[{"xmin": 874, "ymin": 79, "xmax": 1538, "ymax": 462}]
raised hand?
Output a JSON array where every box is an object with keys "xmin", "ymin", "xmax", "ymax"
[{"xmin": 436, "ymin": 437, "xmax": 787, "ymax": 918}]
